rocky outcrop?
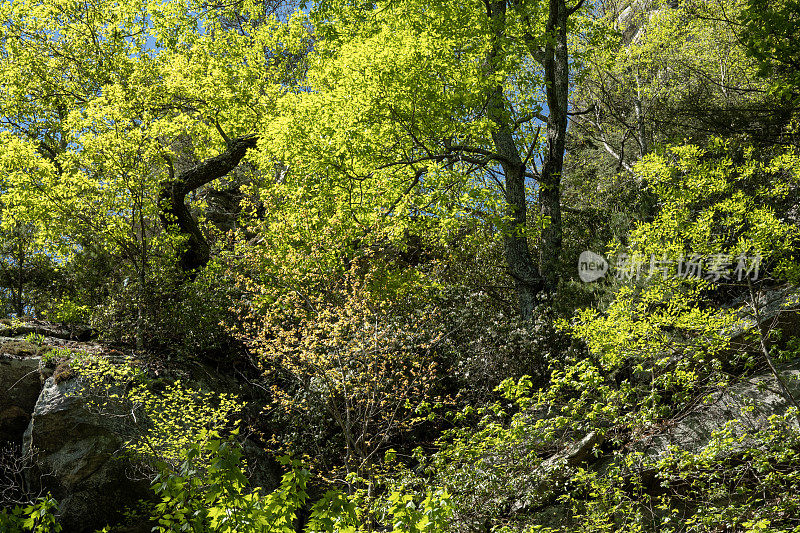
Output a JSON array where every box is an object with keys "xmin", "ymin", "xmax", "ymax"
[
  {"xmin": 1, "ymin": 357, "xmax": 42, "ymax": 444},
  {"xmin": 0, "ymin": 342, "xmax": 51, "ymax": 444},
  {"xmin": 639, "ymin": 363, "xmax": 800, "ymax": 459},
  {"xmin": 639, "ymin": 287, "xmax": 800, "ymax": 457},
  {"xmin": 0, "ymin": 320, "xmax": 95, "ymax": 342},
  {"xmin": 727, "ymin": 286, "xmax": 800, "ymax": 354},
  {"xmin": 0, "ymin": 328, "xmax": 277, "ymax": 531},
  {"xmin": 8, "ymin": 355, "xmax": 278, "ymax": 531},
  {"xmin": 22, "ymin": 376, "xmax": 151, "ymax": 532},
  {"xmin": 510, "ymin": 431, "xmax": 605, "ymax": 514},
  {"xmin": 616, "ymin": 0, "xmax": 660, "ymax": 44}
]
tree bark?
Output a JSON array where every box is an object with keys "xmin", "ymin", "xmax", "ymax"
[
  {"xmin": 539, "ymin": 0, "xmax": 571, "ymax": 292},
  {"xmin": 484, "ymin": 0, "xmax": 576, "ymax": 316},
  {"xmin": 160, "ymin": 134, "xmax": 258, "ymax": 273},
  {"xmin": 486, "ymin": 1, "xmax": 544, "ymax": 319},
  {"xmin": 15, "ymin": 228, "xmax": 25, "ymax": 317}
]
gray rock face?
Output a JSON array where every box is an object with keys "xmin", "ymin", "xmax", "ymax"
[
  {"xmin": 0, "ymin": 354, "xmax": 46, "ymax": 443},
  {"xmin": 1, "ymin": 347, "xmax": 277, "ymax": 531},
  {"xmin": 23, "ymin": 376, "xmax": 151, "ymax": 533},
  {"xmin": 510, "ymin": 431, "xmax": 605, "ymax": 515},
  {"xmin": 639, "ymin": 365, "xmax": 800, "ymax": 459},
  {"xmin": 0, "ymin": 321, "xmax": 95, "ymax": 341}
]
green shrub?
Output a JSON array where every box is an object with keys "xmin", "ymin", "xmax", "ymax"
[
  {"xmin": 0, "ymin": 495, "xmax": 62, "ymax": 533},
  {"xmin": 69, "ymin": 353, "xmax": 243, "ymax": 469},
  {"xmin": 151, "ymin": 433, "xmax": 452, "ymax": 533}
]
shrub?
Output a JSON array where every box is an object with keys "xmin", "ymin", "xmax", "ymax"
[
  {"xmin": 151, "ymin": 433, "xmax": 453, "ymax": 533},
  {"xmin": 0, "ymin": 495, "xmax": 62, "ymax": 533}
]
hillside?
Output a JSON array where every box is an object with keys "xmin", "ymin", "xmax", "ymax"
[{"xmin": 1, "ymin": 0, "xmax": 800, "ymax": 531}]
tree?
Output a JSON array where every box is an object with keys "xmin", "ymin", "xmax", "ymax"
[
  {"xmin": 0, "ymin": 0, "xmax": 594, "ymax": 325},
  {"xmin": 256, "ymin": 277, "xmax": 445, "ymax": 490},
  {"xmin": 0, "ymin": 220, "xmax": 52, "ymax": 317},
  {"xmin": 0, "ymin": 0, "xmax": 309, "ymax": 346},
  {"xmin": 418, "ymin": 134, "xmax": 800, "ymax": 531},
  {"xmin": 740, "ymin": 0, "xmax": 800, "ymax": 102},
  {"xmin": 160, "ymin": 133, "xmax": 259, "ymax": 274},
  {"xmin": 255, "ymin": 0, "xmax": 594, "ymax": 319},
  {"xmin": 571, "ymin": 0, "xmax": 784, "ymax": 180}
]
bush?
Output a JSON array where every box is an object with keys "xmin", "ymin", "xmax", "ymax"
[
  {"xmin": 67, "ymin": 352, "xmax": 244, "ymax": 470},
  {"xmin": 151, "ymin": 433, "xmax": 453, "ymax": 533},
  {"xmin": 0, "ymin": 495, "xmax": 62, "ymax": 533},
  {"xmin": 92, "ymin": 264, "xmax": 240, "ymax": 358}
]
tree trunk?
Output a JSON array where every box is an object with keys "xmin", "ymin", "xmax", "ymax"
[
  {"xmin": 486, "ymin": 1, "xmax": 544, "ymax": 320},
  {"xmin": 539, "ymin": 0, "xmax": 570, "ymax": 292},
  {"xmin": 136, "ymin": 200, "xmax": 147, "ymax": 353},
  {"xmin": 15, "ymin": 229, "xmax": 25, "ymax": 317},
  {"xmin": 160, "ymin": 134, "xmax": 258, "ymax": 274}
]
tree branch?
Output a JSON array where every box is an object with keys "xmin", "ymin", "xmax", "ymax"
[
  {"xmin": 568, "ymin": 0, "xmax": 586, "ymax": 16},
  {"xmin": 159, "ymin": 134, "xmax": 258, "ymax": 273}
]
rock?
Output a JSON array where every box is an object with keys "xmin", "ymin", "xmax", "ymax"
[
  {"xmin": 0, "ymin": 320, "xmax": 96, "ymax": 342},
  {"xmin": 23, "ymin": 376, "xmax": 151, "ymax": 533},
  {"xmin": 6, "ymin": 348, "xmax": 275, "ymax": 531},
  {"xmin": 630, "ymin": 288, "xmax": 800, "ymax": 459},
  {"xmin": 19, "ymin": 359, "xmax": 273, "ymax": 531},
  {"xmin": 0, "ymin": 339, "xmax": 46, "ymax": 358},
  {"xmin": 727, "ymin": 286, "xmax": 800, "ymax": 354},
  {"xmin": 539, "ymin": 431, "xmax": 604, "ymax": 471},
  {"xmin": 0, "ymin": 406, "xmax": 30, "ymax": 443},
  {"xmin": 0, "ymin": 354, "xmax": 48, "ymax": 443},
  {"xmin": 615, "ymin": 0, "xmax": 660, "ymax": 44},
  {"xmin": 639, "ymin": 364, "xmax": 800, "ymax": 459},
  {"xmin": 510, "ymin": 431, "xmax": 605, "ymax": 514}
]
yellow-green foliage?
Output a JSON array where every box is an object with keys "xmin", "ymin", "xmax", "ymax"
[
  {"xmin": 512, "ymin": 409, "xmax": 800, "ymax": 533},
  {"xmin": 68, "ymin": 353, "xmax": 243, "ymax": 468},
  {"xmin": 564, "ymin": 278, "xmax": 741, "ymax": 429},
  {"xmin": 44, "ymin": 296, "xmax": 91, "ymax": 325},
  {"xmin": 0, "ymin": 494, "xmax": 61, "ymax": 533},
  {"xmin": 631, "ymin": 139, "xmax": 799, "ymax": 265},
  {"xmin": 420, "ymin": 136, "xmax": 800, "ymax": 531},
  {"xmin": 152, "ymin": 435, "xmax": 453, "ymax": 533},
  {"xmin": 248, "ymin": 267, "xmax": 446, "ymax": 481}
]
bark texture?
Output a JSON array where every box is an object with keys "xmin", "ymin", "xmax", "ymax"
[
  {"xmin": 160, "ymin": 134, "xmax": 258, "ymax": 273},
  {"xmin": 485, "ymin": 0, "xmax": 576, "ymax": 317},
  {"xmin": 486, "ymin": 1, "xmax": 544, "ymax": 319},
  {"xmin": 539, "ymin": 0, "xmax": 570, "ymax": 292}
]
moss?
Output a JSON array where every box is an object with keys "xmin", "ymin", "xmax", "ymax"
[
  {"xmin": 0, "ymin": 340, "xmax": 46, "ymax": 358},
  {"xmin": 53, "ymin": 362, "xmax": 77, "ymax": 384},
  {"xmin": 41, "ymin": 347, "xmax": 75, "ymax": 366}
]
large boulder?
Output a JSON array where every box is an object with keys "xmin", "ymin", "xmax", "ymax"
[
  {"xmin": 0, "ymin": 320, "xmax": 95, "ymax": 341},
  {"xmin": 23, "ymin": 375, "xmax": 151, "ymax": 532},
  {"xmin": 0, "ymin": 347, "xmax": 49, "ymax": 444},
  {"xmin": 638, "ymin": 288, "xmax": 800, "ymax": 458},
  {"xmin": 510, "ymin": 431, "xmax": 605, "ymax": 515},
  {"xmin": 20, "ymin": 358, "xmax": 278, "ymax": 531},
  {"xmin": 639, "ymin": 363, "xmax": 800, "ymax": 459}
]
